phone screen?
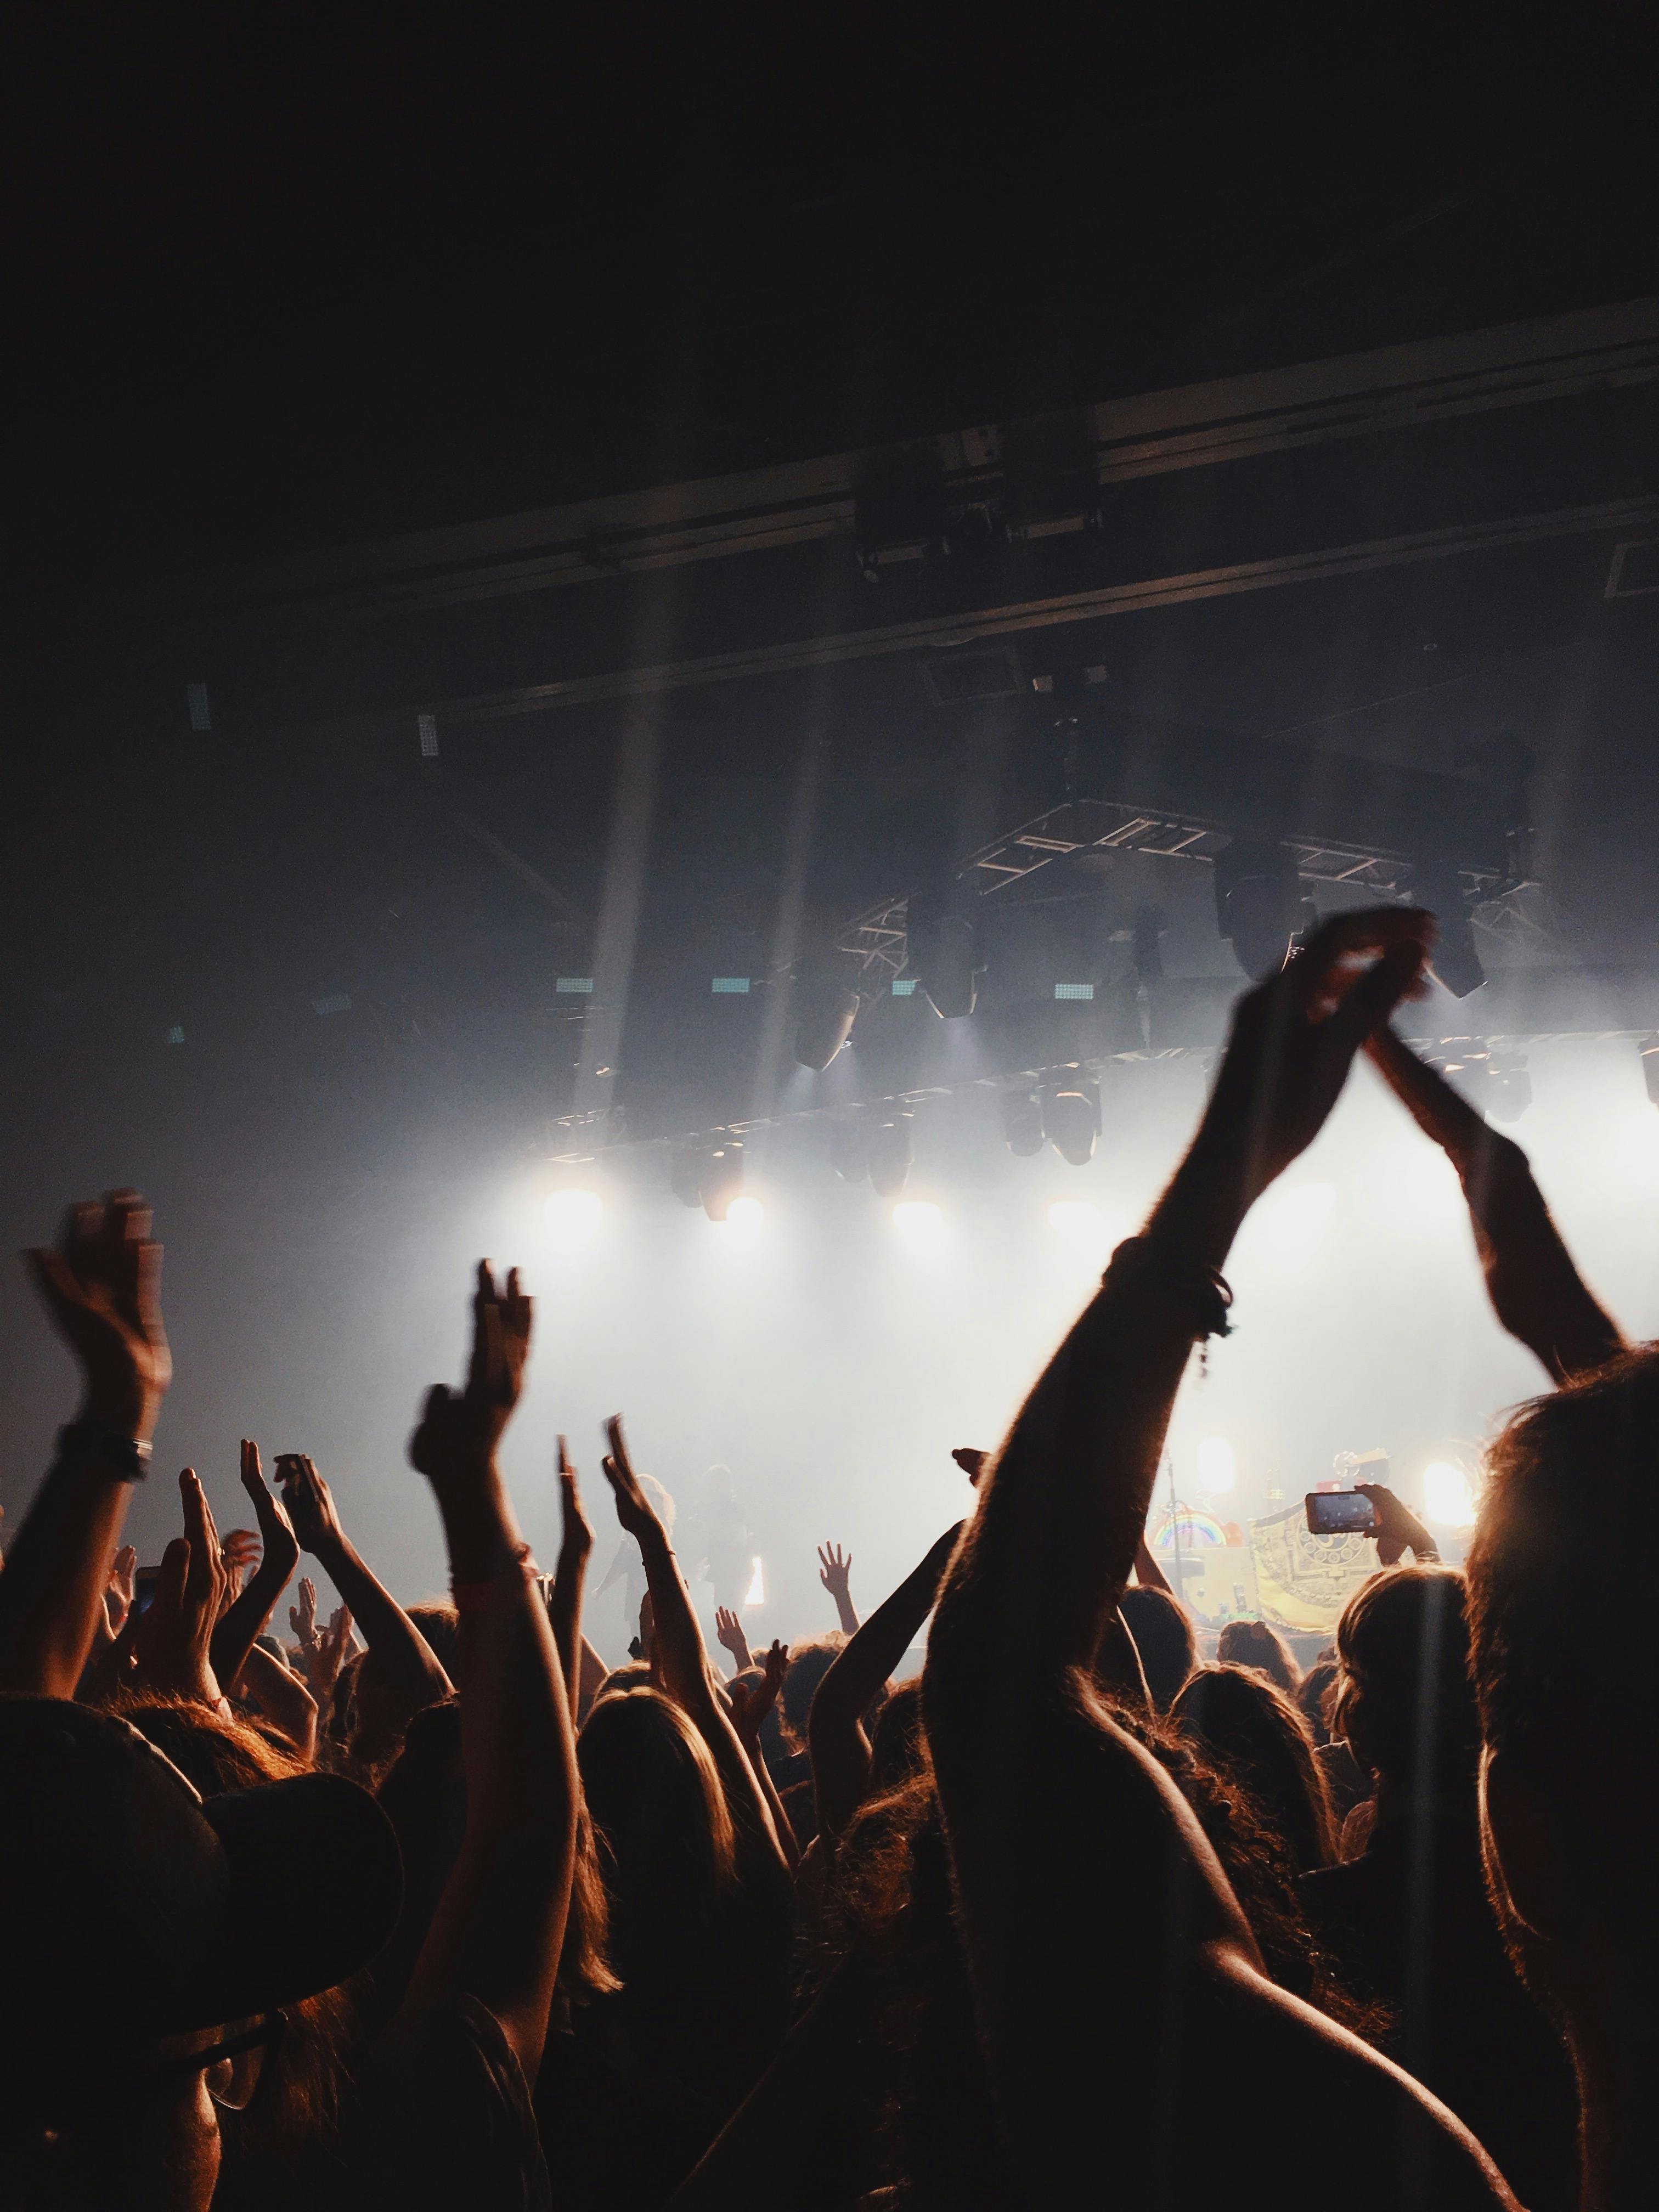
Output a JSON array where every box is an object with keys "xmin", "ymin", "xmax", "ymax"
[
  {"xmin": 132, "ymin": 1569, "xmax": 160, "ymax": 1617},
  {"xmin": 1305, "ymin": 1490, "xmax": 1378, "ymax": 1536}
]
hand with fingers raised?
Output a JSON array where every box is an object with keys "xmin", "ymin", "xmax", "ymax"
[
  {"xmin": 25, "ymin": 1189, "xmax": 172, "ymax": 1444},
  {"xmin": 131, "ymin": 1468, "xmax": 230, "ymax": 1707},
  {"xmin": 409, "ymin": 1261, "xmax": 533, "ymax": 1487},
  {"xmin": 276, "ymin": 1454, "xmax": 350, "ymax": 1562},
  {"xmin": 599, "ymin": 1415, "xmax": 662, "ymax": 1544},
  {"xmin": 714, "ymin": 1604, "xmax": 752, "ymax": 1674},
  {"xmin": 727, "ymin": 1639, "xmax": 789, "ymax": 1750},
  {"xmin": 817, "ymin": 1543, "xmax": 853, "ymax": 1602},
  {"xmin": 557, "ymin": 1437, "xmax": 592, "ymax": 1562},
  {"xmin": 238, "ymin": 1440, "xmax": 300, "ymax": 1588},
  {"xmin": 219, "ymin": 1527, "xmax": 262, "ymax": 1606},
  {"xmin": 291, "ymin": 1573, "xmax": 320, "ymax": 1653}
]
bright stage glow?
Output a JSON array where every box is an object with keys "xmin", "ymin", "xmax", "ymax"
[
  {"xmin": 893, "ymin": 1200, "xmax": 945, "ymax": 1250},
  {"xmin": 1261, "ymin": 1180, "xmax": 1336, "ymax": 1257},
  {"xmin": 1196, "ymin": 1436, "xmax": 1237, "ymax": 1495},
  {"xmin": 1047, "ymin": 1199, "xmax": 1113, "ymax": 1265},
  {"xmin": 543, "ymin": 1189, "xmax": 602, "ymax": 1250},
  {"xmin": 1423, "ymin": 1460, "xmax": 1478, "ymax": 1528},
  {"xmin": 721, "ymin": 1195, "xmax": 766, "ymax": 1234},
  {"xmin": 743, "ymin": 1555, "xmax": 765, "ymax": 1606}
]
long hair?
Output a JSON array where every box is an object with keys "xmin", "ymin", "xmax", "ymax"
[
  {"xmin": 1332, "ymin": 1565, "xmax": 1478, "ymax": 1796},
  {"xmin": 118, "ymin": 1695, "xmax": 357, "ymax": 2195},
  {"xmin": 577, "ymin": 1686, "xmax": 736, "ymax": 1981},
  {"xmin": 1171, "ymin": 1662, "xmax": 1338, "ymax": 1870},
  {"xmin": 1217, "ymin": 1618, "xmax": 1301, "ymax": 1694}
]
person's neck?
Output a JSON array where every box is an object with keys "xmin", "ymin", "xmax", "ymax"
[{"xmin": 1371, "ymin": 1770, "xmax": 1477, "ymax": 1835}]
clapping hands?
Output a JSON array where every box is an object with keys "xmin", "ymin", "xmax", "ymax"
[
  {"xmin": 409, "ymin": 1261, "xmax": 533, "ymax": 1484},
  {"xmin": 24, "ymin": 1189, "xmax": 171, "ymax": 1442}
]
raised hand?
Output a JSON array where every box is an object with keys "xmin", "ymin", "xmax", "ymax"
[
  {"xmin": 1355, "ymin": 1483, "xmax": 1440, "ymax": 1568},
  {"xmin": 557, "ymin": 1437, "xmax": 592, "ymax": 1561},
  {"xmin": 1193, "ymin": 909, "xmax": 1433, "ymax": 1222},
  {"xmin": 715, "ymin": 1604, "xmax": 752, "ymax": 1673},
  {"xmin": 600, "ymin": 1415, "xmax": 662, "ymax": 1542},
  {"xmin": 409, "ymin": 1262, "xmax": 533, "ymax": 1483},
  {"xmin": 106, "ymin": 1543, "xmax": 138, "ymax": 1635},
  {"xmin": 817, "ymin": 1540, "xmax": 859, "ymax": 1633},
  {"xmin": 313, "ymin": 1603, "xmax": 356, "ymax": 1703},
  {"xmin": 219, "ymin": 1526, "xmax": 262, "ymax": 1603},
  {"xmin": 727, "ymin": 1639, "xmax": 789, "ymax": 1748},
  {"xmin": 239, "ymin": 1440, "xmax": 300, "ymax": 1585},
  {"xmin": 131, "ymin": 1468, "xmax": 229, "ymax": 1706},
  {"xmin": 276, "ymin": 1454, "xmax": 349, "ymax": 1560},
  {"xmin": 24, "ymin": 1189, "xmax": 171, "ymax": 1441},
  {"xmin": 817, "ymin": 1543, "xmax": 853, "ymax": 1600},
  {"xmin": 290, "ymin": 1573, "xmax": 320, "ymax": 1651}
]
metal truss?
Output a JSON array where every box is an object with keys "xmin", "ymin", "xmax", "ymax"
[{"xmin": 544, "ymin": 1028, "xmax": 1645, "ymax": 1163}]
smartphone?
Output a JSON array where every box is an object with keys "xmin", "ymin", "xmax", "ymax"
[
  {"xmin": 132, "ymin": 1567, "xmax": 161, "ymax": 1617},
  {"xmin": 1305, "ymin": 1490, "xmax": 1378, "ymax": 1536}
]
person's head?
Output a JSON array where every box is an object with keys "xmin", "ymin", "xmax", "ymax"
[
  {"xmin": 1119, "ymin": 1587, "xmax": 1198, "ymax": 1711},
  {"xmin": 1468, "ymin": 1351, "xmax": 1659, "ymax": 2048},
  {"xmin": 348, "ymin": 1605, "xmax": 456, "ymax": 1769},
  {"xmin": 1171, "ymin": 1663, "xmax": 1336, "ymax": 1871},
  {"xmin": 1216, "ymin": 1618, "xmax": 1300, "ymax": 1694},
  {"xmin": 869, "ymin": 1678, "xmax": 927, "ymax": 1793},
  {"xmin": 577, "ymin": 1686, "xmax": 736, "ymax": 1976},
  {"xmin": 377, "ymin": 1697, "xmax": 617, "ymax": 2015},
  {"xmin": 1331, "ymin": 1564, "xmax": 1479, "ymax": 1799},
  {"xmin": 1296, "ymin": 1658, "xmax": 1339, "ymax": 1747},
  {"xmin": 404, "ymin": 1601, "xmax": 460, "ymax": 1680},
  {"xmin": 0, "ymin": 1696, "xmax": 400, "ymax": 2212},
  {"xmin": 780, "ymin": 1637, "xmax": 844, "ymax": 1742}
]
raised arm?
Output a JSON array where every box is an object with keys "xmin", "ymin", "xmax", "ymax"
[
  {"xmin": 210, "ymin": 1438, "xmax": 301, "ymax": 1695},
  {"xmin": 817, "ymin": 1542, "xmax": 860, "ymax": 1634},
  {"xmin": 278, "ymin": 1452, "xmax": 453, "ymax": 1729},
  {"xmin": 401, "ymin": 1260, "xmax": 577, "ymax": 2085},
  {"xmin": 809, "ymin": 1521, "xmax": 963, "ymax": 1841},
  {"xmin": 0, "ymin": 1192, "xmax": 171, "ymax": 1697},
  {"xmin": 548, "ymin": 1436, "xmax": 592, "ymax": 1724},
  {"xmin": 601, "ymin": 1415, "xmax": 787, "ymax": 1872},
  {"xmin": 1367, "ymin": 1021, "xmax": 1622, "ymax": 1381},
  {"xmin": 923, "ymin": 912, "xmax": 1514, "ymax": 2210}
]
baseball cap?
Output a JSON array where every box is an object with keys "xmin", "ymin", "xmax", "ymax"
[{"xmin": 0, "ymin": 1697, "xmax": 403, "ymax": 2081}]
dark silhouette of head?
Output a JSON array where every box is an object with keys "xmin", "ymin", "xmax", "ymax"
[
  {"xmin": 1333, "ymin": 1565, "xmax": 1479, "ymax": 1798},
  {"xmin": 1469, "ymin": 1349, "xmax": 1659, "ymax": 2147},
  {"xmin": 1217, "ymin": 1617, "xmax": 1300, "ymax": 1693},
  {"xmin": 1171, "ymin": 1663, "xmax": 1336, "ymax": 1871},
  {"xmin": 1119, "ymin": 1586, "xmax": 1198, "ymax": 1710},
  {"xmin": 1296, "ymin": 1657, "xmax": 1339, "ymax": 1746}
]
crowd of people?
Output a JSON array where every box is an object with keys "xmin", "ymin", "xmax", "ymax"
[{"xmin": 1, "ymin": 906, "xmax": 1649, "ymax": 2210}]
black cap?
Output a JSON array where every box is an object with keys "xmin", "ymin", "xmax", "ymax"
[{"xmin": 0, "ymin": 1699, "xmax": 402, "ymax": 2068}]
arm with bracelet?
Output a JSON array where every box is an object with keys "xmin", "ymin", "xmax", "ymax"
[{"xmin": 0, "ymin": 1191, "xmax": 171, "ymax": 1698}]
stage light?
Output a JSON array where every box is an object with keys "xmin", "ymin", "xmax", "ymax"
[
  {"xmin": 1048, "ymin": 1200, "xmax": 1111, "ymax": 1264},
  {"xmin": 1415, "ymin": 867, "xmax": 1485, "ymax": 998},
  {"xmin": 543, "ymin": 1189, "xmax": 602, "ymax": 1250},
  {"xmin": 907, "ymin": 885, "xmax": 983, "ymax": 1018},
  {"xmin": 1214, "ymin": 836, "xmax": 1303, "ymax": 980},
  {"xmin": 893, "ymin": 1200, "xmax": 945, "ymax": 1250},
  {"xmin": 1484, "ymin": 1057, "xmax": 1531, "ymax": 1122},
  {"xmin": 671, "ymin": 1145, "xmax": 708, "ymax": 1208},
  {"xmin": 1001, "ymin": 1090, "xmax": 1045, "ymax": 1157},
  {"xmin": 1197, "ymin": 1437, "xmax": 1237, "ymax": 1496},
  {"xmin": 1042, "ymin": 1077, "xmax": 1099, "ymax": 1166},
  {"xmin": 867, "ymin": 1111, "xmax": 914, "ymax": 1198},
  {"xmin": 1641, "ymin": 1037, "xmax": 1659, "ymax": 1110},
  {"xmin": 744, "ymin": 1556, "xmax": 766, "ymax": 1606},
  {"xmin": 1423, "ymin": 1460, "xmax": 1478, "ymax": 1529},
  {"xmin": 829, "ymin": 1119, "xmax": 869, "ymax": 1183},
  {"xmin": 723, "ymin": 1195, "xmax": 765, "ymax": 1234},
  {"xmin": 700, "ymin": 1139, "xmax": 746, "ymax": 1223},
  {"xmin": 793, "ymin": 972, "xmax": 861, "ymax": 1070}
]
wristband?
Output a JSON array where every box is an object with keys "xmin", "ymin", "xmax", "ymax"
[
  {"xmin": 1102, "ymin": 1237, "xmax": 1234, "ymax": 1347},
  {"xmin": 451, "ymin": 1542, "xmax": 540, "ymax": 1611},
  {"xmin": 57, "ymin": 1420, "xmax": 153, "ymax": 1481}
]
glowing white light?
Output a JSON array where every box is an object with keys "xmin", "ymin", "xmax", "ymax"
[
  {"xmin": 1262, "ymin": 1180, "xmax": 1335, "ymax": 1257},
  {"xmin": 743, "ymin": 1556, "xmax": 765, "ymax": 1606},
  {"xmin": 1196, "ymin": 1436, "xmax": 1237, "ymax": 1495},
  {"xmin": 1047, "ymin": 1200, "xmax": 1113, "ymax": 1265},
  {"xmin": 893, "ymin": 1200, "xmax": 945, "ymax": 1250},
  {"xmin": 720, "ymin": 1195, "xmax": 766, "ymax": 1235},
  {"xmin": 1423, "ymin": 1460, "xmax": 1478, "ymax": 1529},
  {"xmin": 543, "ymin": 1189, "xmax": 602, "ymax": 1250}
]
